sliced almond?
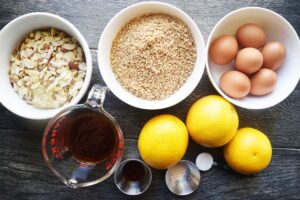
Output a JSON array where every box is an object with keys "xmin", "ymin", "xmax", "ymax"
[
  {"xmin": 34, "ymin": 31, "xmax": 41, "ymax": 40},
  {"xmin": 9, "ymin": 28, "xmax": 87, "ymax": 109},
  {"xmin": 62, "ymin": 43, "xmax": 76, "ymax": 51}
]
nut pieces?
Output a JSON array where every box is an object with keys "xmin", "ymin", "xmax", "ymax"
[{"xmin": 9, "ymin": 28, "xmax": 86, "ymax": 109}]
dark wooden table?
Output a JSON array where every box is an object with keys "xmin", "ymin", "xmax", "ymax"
[{"xmin": 1, "ymin": 0, "xmax": 300, "ymax": 199}]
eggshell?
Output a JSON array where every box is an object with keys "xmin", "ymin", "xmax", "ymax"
[
  {"xmin": 250, "ymin": 68, "xmax": 277, "ymax": 96},
  {"xmin": 236, "ymin": 23, "xmax": 266, "ymax": 48},
  {"xmin": 235, "ymin": 48, "xmax": 263, "ymax": 75},
  {"xmin": 220, "ymin": 70, "xmax": 251, "ymax": 99},
  {"xmin": 209, "ymin": 35, "xmax": 238, "ymax": 65},
  {"xmin": 262, "ymin": 41, "xmax": 286, "ymax": 71}
]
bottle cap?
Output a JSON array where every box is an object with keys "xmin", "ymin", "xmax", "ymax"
[{"xmin": 195, "ymin": 152, "xmax": 214, "ymax": 171}]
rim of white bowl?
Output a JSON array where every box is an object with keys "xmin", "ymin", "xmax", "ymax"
[
  {"xmin": 206, "ymin": 7, "xmax": 300, "ymax": 109},
  {"xmin": 98, "ymin": 1, "xmax": 206, "ymax": 110},
  {"xmin": 0, "ymin": 12, "xmax": 92, "ymax": 119}
]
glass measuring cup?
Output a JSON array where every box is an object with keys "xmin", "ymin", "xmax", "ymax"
[{"xmin": 42, "ymin": 85, "xmax": 124, "ymax": 188}]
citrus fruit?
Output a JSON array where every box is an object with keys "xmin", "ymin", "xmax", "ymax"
[
  {"xmin": 186, "ymin": 95, "xmax": 239, "ymax": 147},
  {"xmin": 224, "ymin": 127, "xmax": 272, "ymax": 175},
  {"xmin": 138, "ymin": 114, "xmax": 188, "ymax": 170}
]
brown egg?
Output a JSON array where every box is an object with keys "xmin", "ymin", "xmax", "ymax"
[
  {"xmin": 220, "ymin": 70, "xmax": 251, "ymax": 99},
  {"xmin": 235, "ymin": 48, "xmax": 263, "ymax": 75},
  {"xmin": 209, "ymin": 35, "xmax": 238, "ymax": 65},
  {"xmin": 261, "ymin": 41, "xmax": 286, "ymax": 71},
  {"xmin": 236, "ymin": 23, "xmax": 266, "ymax": 48},
  {"xmin": 250, "ymin": 68, "xmax": 277, "ymax": 96}
]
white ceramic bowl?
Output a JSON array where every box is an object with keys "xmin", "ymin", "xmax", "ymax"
[
  {"xmin": 0, "ymin": 12, "xmax": 92, "ymax": 120},
  {"xmin": 206, "ymin": 7, "xmax": 300, "ymax": 109},
  {"xmin": 98, "ymin": 1, "xmax": 206, "ymax": 110}
]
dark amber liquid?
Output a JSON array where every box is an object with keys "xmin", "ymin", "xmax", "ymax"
[
  {"xmin": 63, "ymin": 108, "xmax": 117, "ymax": 164},
  {"xmin": 122, "ymin": 160, "xmax": 146, "ymax": 181}
]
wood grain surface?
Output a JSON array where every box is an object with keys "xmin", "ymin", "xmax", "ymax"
[{"xmin": 0, "ymin": 0, "xmax": 300, "ymax": 199}]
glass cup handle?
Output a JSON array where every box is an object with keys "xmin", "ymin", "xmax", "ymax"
[{"xmin": 85, "ymin": 84, "xmax": 109, "ymax": 109}]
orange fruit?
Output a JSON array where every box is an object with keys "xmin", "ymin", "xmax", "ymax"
[
  {"xmin": 138, "ymin": 114, "xmax": 188, "ymax": 170},
  {"xmin": 224, "ymin": 127, "xmax": 272, "ymax": 175},
  {"xmin": 186, "ymin": 95, "xmax": 239, "ymax": 147}
]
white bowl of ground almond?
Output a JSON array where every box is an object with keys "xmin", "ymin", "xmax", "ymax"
[
  {"xmin": 98, "ymin": 2, "xmax": 206, "ymax": 109},
  {"xmin": 0, "ymin": 13, "xmax": 92, "ymax": 119}
]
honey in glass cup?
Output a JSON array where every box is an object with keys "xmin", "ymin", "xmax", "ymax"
[{"xmin": 42, "ymin": 85, "xmax": 124, "ymax": 188}]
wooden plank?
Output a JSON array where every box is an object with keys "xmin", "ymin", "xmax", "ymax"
[
  {"xmin": 0, "ymin": 128, "xmax": 299, "ymax": 200},
  {"xmin": 0, "ymin": 0, "xmax": 299, "ymax": 49},
  {"xmin": 0, "ymin": 50, "xmax": 299, "ymax": 149},
  {"xmin": 0, "ymin": 0, "xmax": 300, "ymax": 199}
]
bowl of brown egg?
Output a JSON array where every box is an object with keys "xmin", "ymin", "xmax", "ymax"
[
  {"xmin": 206, "ymin": 7, "xmax": 300, "ymax": 109},
  {"xmin": 0, "ymin": 13, "xmax": 92, "ymax": 119}
]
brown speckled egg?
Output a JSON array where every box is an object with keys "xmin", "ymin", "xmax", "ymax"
[
  {"xmin": 220, "ymin": 70, "xmax": 251, "ymax": 99},
  {"xmin": 236, "ymin": 23, "xmax": 266, "ymax": 48},
  {"xmin": 209, "ymin": 35, "xmax": 238, "ymax": 65},
  {"xmin": 235, "ymin": 48, "xmax": 263, "ymax": 75},
  {"xmin": 250, "ymin": 68, "xmax": 277, "ymax": 96},
  {"xmin": 261, "ymin": 41, "xmax": 286, "ymax": 71}
]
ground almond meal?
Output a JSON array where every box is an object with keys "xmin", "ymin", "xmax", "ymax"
[
  {"xmin": 110, "ymin": 13, "xmax": 196, "ymax": 100},
  {"xmin": 9, "ymin": 28, "xmax": 86, "ymax": 109}
]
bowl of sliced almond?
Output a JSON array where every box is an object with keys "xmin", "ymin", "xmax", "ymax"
[{"xmin": 0, "ymin": 12, "xmax": 92, "ymax": 119}]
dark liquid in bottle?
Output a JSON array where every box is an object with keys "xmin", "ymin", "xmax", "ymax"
[
  {"xmin": 122, "ymin": 161, "xmax": 146, "ymax": 181},
  {"xmin": 63, "ymin": 107, "xmax": 117, "ymax": 164}
]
